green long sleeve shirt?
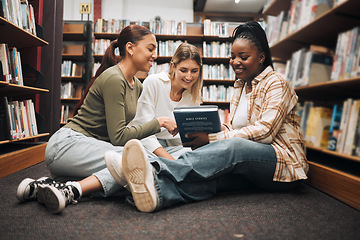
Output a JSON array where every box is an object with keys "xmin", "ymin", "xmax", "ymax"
[{"xmin": 65, "ymin": 65, "xmax": 160, "ymax": 146}]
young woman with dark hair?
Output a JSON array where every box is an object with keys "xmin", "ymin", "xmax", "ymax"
[
  {"xmin": 105, "ymin": 21, "xmax": 308, "ymax": 213},
  {"xmin": 16, "ymin": 25, "xmax": 177, "ymax": 214}
]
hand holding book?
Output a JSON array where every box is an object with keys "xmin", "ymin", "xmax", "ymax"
[{"xmin": 173, "ymin": 106, "xmax": 222, "ymax": 149}]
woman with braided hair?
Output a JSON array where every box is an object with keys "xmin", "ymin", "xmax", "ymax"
[
  {"xmin": 16, "ymin": 25, "xmax": 177, "ymax": 214},
  {"xmin": 105, "ymin": 21, "xmax": 308, "ymax": 213}
]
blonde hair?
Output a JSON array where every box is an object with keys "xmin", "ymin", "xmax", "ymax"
[{"xmin": 168, "ymin": 42, "xmax": 203, "ymax": 104}]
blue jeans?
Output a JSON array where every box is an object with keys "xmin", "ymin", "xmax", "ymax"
[
  {"xmin": 149, "ymin": 138, "xmax": 300, "ymax": 211},
  {"xmin": 45, "ymin": 127, "xmax": 124, "ymax": 197}
]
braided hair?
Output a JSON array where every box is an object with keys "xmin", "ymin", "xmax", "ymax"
[{"xmin": 232, "ymin": 21, "xmax": 273, "ymax": 69}]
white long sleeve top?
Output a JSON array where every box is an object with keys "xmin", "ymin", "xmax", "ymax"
[{"xmin": 131, "ymin": 71, "xmax": 199, "ymax": 153}]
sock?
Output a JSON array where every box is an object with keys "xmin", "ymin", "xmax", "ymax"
[{"xmin": 66, "ymin": 181, "xmax": 82, "ymax": 199}]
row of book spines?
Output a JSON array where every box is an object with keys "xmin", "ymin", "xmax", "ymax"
[
  {"xmin": 0, "ymin": 97, "xmax": 38, "ymax": 140},
  {"xmin": 61, "ymin": 82, "xmax": 83, "ymax": 99},
  {"xmin": 282, "ymin": 46, "xmax": 333, "ymax": 88},
  {"xmin": 265, "ymin": 0, "xmax": 334, "ymax": 45},
  {"xmin": 94, "ymin": 18, "xmax": 187, "ymax": 35},
  {"xmin": 60, "ymin": 104, "xmax": 72, "ymax": 124},
  {"xmin": 61, "ymin": 60, "xmax": 84, "ymax": 77},
  {"xmin": 202, "ymin": 85, "xmax": 234, "ymax": 103},
  {"xmin": 299, "ymin": 99, "xmax": 360, "ymax": 157},
  {"xmin": 1, "ymin": 0, "xmax": 37, "ymax": 35},
  {"xmin": 0, "ymin": 44, "xmax": 24, "ymax": 85},
  {"xmin": 218, "ymin": 108, "xmax": 230, "ymax": 125},
  {"xmin": 331, "ymin": 26, "xmax": 360, "ymax": 81},
  {"xmin": 93, "ymin": 38, "xmax": 232, "ymax": 58},
  {"xmin": 203, "ymin": 19, "xmax": 229, "ymax": 37}
]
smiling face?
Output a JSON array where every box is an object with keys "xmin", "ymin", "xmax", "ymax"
[
  {"xmin": 230, "ymin": 38, "xmax": 265, "ymax": 82},
  {"xmin": 131, "ymin": 34, "xmax": 157, "ymax": 72},
  {"xmin": 171, "ymin": 59, "xmax": 201, "ymax": 90}
]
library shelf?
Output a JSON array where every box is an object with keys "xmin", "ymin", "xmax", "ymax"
[
  {"xmin": 61, "ymin": 21, "xmax": 93, "ymax": 125},
  {"xmin": 262, "ymin": 0, "xmax": 291, "ymax": 16},
  {"xmin": 0, "ymin": 4, "xmax": 49, "ymax": 178},
  {"xmin": 61, "ymin": 76, "xmax": 84, "ymax": 82},
  {"xmin": 60, "ymin": 98, "xmax": 81, "ymax": 102},
  {"xmin": 0, "ymin": 17, "xmax": 48, "ymax": 48},
  {"xmin": 203, "ymin": 79, "xmax": 235, "ymax": 85},
  {"xmin": 295, "ymin": 77, "xmax": 360, "ymax": 101},
  {"xmin": 264, "ymin": 0, "xmax": 360, "ymax": 210},
  {"xmin": 0, "ymin": 82, "xmax": 49, "ymax": 96},
  {"xmin": 202, "ymin": 101, "xmax": 230, "ymax": 106},
  {"xmin": 0, "ymin": 133, "xmax": 50, "ymax": 145},
  {"xmin": 270, "ymin": 0, "xmax": 360, "ymax": 60}
]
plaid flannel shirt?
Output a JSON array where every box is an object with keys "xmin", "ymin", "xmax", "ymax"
[{"xmin": 209, "ymin": 66, "xmax": 308, "ymax": 182}]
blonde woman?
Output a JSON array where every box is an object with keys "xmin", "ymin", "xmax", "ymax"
[{"xmin": 130, "ymin": 43, "xmax": 203, "ymax": 160}]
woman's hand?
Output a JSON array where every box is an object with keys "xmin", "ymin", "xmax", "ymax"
[
  {"xmin": 183, "ymin": 132, "xmax": 209, "ymax": 150},
  {"xmin": 156, "ymin": 117, "xmax": 178, "ymax": 136}
]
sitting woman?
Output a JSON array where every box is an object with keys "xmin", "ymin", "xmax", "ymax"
[
  {"xmin": 131, "ymin": 42, "xmax": 203, "ymax": 160},
  {"xmin": 16, "ymin": 25, "xmax": 177, "ymax": 214}
]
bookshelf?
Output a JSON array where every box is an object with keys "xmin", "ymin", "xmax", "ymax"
[
  {"xmin": 61, "ymin": 21, "xmax": 93, "ymax": 125},
  {"xmin": 0, "ymin": 10, "xmax": 49, "ymax": 177},
  {"xmin": 263, "ymin": 0, "xmax": 360, "ymax": 210},
  {"xmin": 93, "ymin": 27, "xmax": 234, "ymax": 108}
]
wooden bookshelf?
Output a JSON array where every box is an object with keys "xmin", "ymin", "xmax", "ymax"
[
  {"xmin": 61, "ymin": 20, "xmax": 93, "ymax": 126},
  {"xmin": 264, "ymin": 0, "xmax": 360, "ymax": 210},
  {"xmin": 0, "ymin": 3, "xmax": 49, "ymax": 178},
  {"xmin": 93, "ymin": 30, "xmax": 234, "ymax": 109},
  {"xmin": 262, "ymin": 0, "xmax": 291, "ymax": 16},
  {"xmin": 270, "ymin": 0, "xmax": 360, "ymax": 60}
]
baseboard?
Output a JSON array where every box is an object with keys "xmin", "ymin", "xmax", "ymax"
[
  {"xmin": 0, "ymin": 142, "xmax": 47, "ymax": 178},
  {"xmin": 307, "ymin": 161, "xmax": 360, "ymax": 210}
]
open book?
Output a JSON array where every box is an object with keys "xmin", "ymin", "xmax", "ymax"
[{"xmin": 173, "ymin": 105, "xmax": 221, "ymax": 143}]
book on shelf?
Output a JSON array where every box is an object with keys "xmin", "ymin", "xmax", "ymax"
[
  {"xmin": 173, "ymin": 105, "xmax": 221, "ymax": 143},
  {"xmin": 0, "ymin": 96, "xmax": 12, "ymax": 140},
  {"xmin": 352, "ymin": 110, "xmax": 360, "ymax": 157},
  {"xmin": 327, "ymin": 104, "xmax": 343, "ymax": 151},
  {"xmin": 304, "ymin": 106, "xmax": 332, "ymax": 148},
  {"xmin": 343, "ymin": 100, "xmax": 360, "ymax": 155},
  {"xmin": 336, "ymin": 98, "xmax": 353, "ymax": 153},
  {"xmin": 0, "ymin": 43, "xmax": 12, "ymax": 82}
]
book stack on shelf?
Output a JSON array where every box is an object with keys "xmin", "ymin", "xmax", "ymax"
[
  {"xmin": 61, "ymin": 20, "xmax": 93, "ymax": 125},
  {"xmin": 263, "ymin": 0, "xmax": 360, "ymax": 210}
]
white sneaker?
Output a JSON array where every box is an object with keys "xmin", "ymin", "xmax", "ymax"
[
  {"xmin": 122, "ymin": 139, "xmax": 158, "ymax": 212},
  {"xmin": 104, "ymin": 151, "xmax": 127, "ymax": 187}
]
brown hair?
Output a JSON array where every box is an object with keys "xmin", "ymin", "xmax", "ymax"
[
  {"xmin": 168, "ymin": 42, "xmax": 203, "ymax": 104},
  {"xmin": 73, "ymin": 25, "xmax": 153, "ymax": 115}
]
